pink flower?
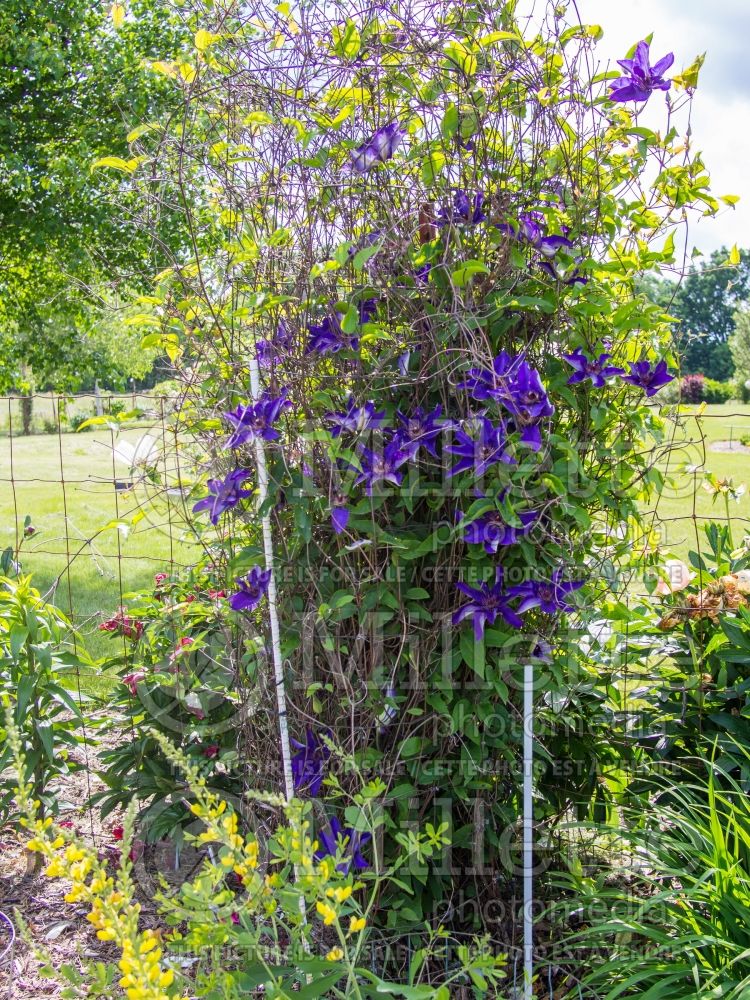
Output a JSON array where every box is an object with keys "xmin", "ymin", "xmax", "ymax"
[
  {"xmin": 187, "ymin": 705, "xmax": 205, "ymax": 721},
  {"xmin": 58, "ymin": 819, "xmax": 75, "ymax": 829},
  {"xmin": 654, "ymin": 559, "xmax": 695, "ymax": 596},
  {"xmin": 230, "ymin": 912, "xmax": 240, "ymax": 925},
  {"xmin": 122, "ymin": 670, "xmax": 146, "ymax": 695},
  {"xmin": 100, "ymin": 607, "xmax": 144, "ymax": 640},
  {"xmin": 171, "ymin": 637, "xmax": 194, "ymax": 659},
  {"xmin": 202, "ymin": 744, "xmax": 220, "ymax": 759},
  {"xmin": 208, "ymin": 590, "xmax": 226, "ymax": 600},
  {"xmin": 154, "ymin": 573, "xmax": 167, "ymax": 586},
  {"xmin": 112, "ymin": 825, "xmax": 124, "ymax": 841}
]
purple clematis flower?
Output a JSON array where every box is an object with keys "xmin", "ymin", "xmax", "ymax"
[
  {"xmin": 447, "ymin": 417, "xmax": 514, "ymax": 478},
  {"xmin": 256, "ymin": 320, "xmax": 293, "ymax": 367},
  {"xmin": 224, "ymin": 390, "xmax": 291, "ymax": 448},
  {"xmin": 350, "ymin": 122, "xmax": 404, "ymax": 173},
  {"xmin": 620, "ymin": 359, "xmax": 675, "ymax": 397},
  {"xmin": 501, "ymin": 212, "xmax": 573, "ymax": 256},
  {"xmin": 438, "ymin": 189, "xmax": 486, "ymax": 226},
  {"xmin": 331, "ymin": 504, "xmax": 350, "ymax": 535},
  {"xmin": 192, "ymin": 468, "xmax": 253, "ymax": 525},
  {"xmin": 564, "ymin": 348, "xmax": 625, "ymax": 388},
  {"xmin": 510, "ymin": 570, "xmax": 584, "ymax": 614},
  {"xmin": 306, "ymin": 314, "xmax": 359, "ymax": 355},
  {"xmin": 229, "ymin": 567, "xmax": 271, "ymax": 612},
  {"xmin": 538, "ymin": 257, "xmax": 588, "ymax": 286},
  {"xmin": 326, "ymin": 396, "xmax": 386, "ymax": 437},
  {"xmin": 460, "ymin": 508, "xmax": 539, "ymax": 554},
  {"xmin": 393, "ymin": 405, "xmax": 452, "ymax": 460},
  {"xmin": 459, "ymin": 354, "xmax": 554, "ymax": 451},
  {"xmin": 453, "ymin": 567, "xmax": 525, "ymax": 640},
  {"xmin": 290, "ymin": 728, "xmax": 331, "ymax": 797},
  {"xmin": 609, "ymin": 40, "xmax": 674, "ymax": 103},
  {"xmin": 315, "ymin": 817, "xmax": 371, "ymax": 873},
  {"xmin": 354, "ymin": 441, "xmax": 410, "ymax": 494}
]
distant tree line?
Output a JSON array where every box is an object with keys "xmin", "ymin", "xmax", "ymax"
[{"xmin": 644, "ymin": 248, "xmax": 750, "ymax": 385}]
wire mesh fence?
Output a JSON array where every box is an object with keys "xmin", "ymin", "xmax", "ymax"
[
  {"xmin": 2, "ymin": 394, "xmax": 750, "ymax": 996},
  {"xmin": 0, "ymin": 392, "xmax": 199, "ymax": 656}
]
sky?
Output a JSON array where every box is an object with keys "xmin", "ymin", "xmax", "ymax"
[{"xmin": 574, "ymin": 0, "xmax": 749, "ymax": 260}]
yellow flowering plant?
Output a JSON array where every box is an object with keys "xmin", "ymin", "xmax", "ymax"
[{"xmin": 9, "ymin": 711, "xmax": 506, "ymax": 997}]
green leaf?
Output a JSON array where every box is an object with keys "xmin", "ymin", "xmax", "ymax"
[
  {"xmin": 421, "ymin": 150, "xmax": 446, "ymax": 186},
  {"xmin": 332, "ymin": 21, "xmax": 361, "ymax": 60},
  {"xmin": 340, "ymin": 304, "xmax": 360, "ymax": 334},
  {"xmin": 441, "ymin": 104, "xmax": 459, "ymax": 140},
  {"xmin": 452, "ymin": 260, "xmax": 489, "ymax": 286}
]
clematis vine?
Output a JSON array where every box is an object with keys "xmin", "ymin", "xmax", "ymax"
[
  {"xmin": 290, "ymin": 727, "xmax": 331, "ymax": 796},
  {"xmin": 438, "ymin": 189, "xmax": 486, "ymax": 226},
  {"xmin": 354, "ymin": 441, "xmax": 410, "ymax": 494},
  {"xmin": 224, "ymin": 390, "xmax": 291, "ymax": 448},
  {"xmin": 326, "ymin": 397, "xmax": 386, "ymax": 437},
  {"xmin": 192, "ymin": 468, "xmax": 253, "ymax": 525},
  {"xmin": 609, "ymin": 40, "xmax": 674, "ymax": 103},
  {"xmin": 229, "ymin": 567, "xmax": 271, "ymax": 612},
  {"xmin": 350, "ymin": 122, "xmax": 404, "ymax": 173},
  {"xmin": 460, "ymin": 508, "xmax": 539, "ymax": 554},
  {"xmin": 511, "ymin": 570, "xmax": 584, "ymax": 614},
  {"xmin": 392, "ymin": 405, "xmax": 451, "ymax": 459},
  {"xmin": 460, "ymin": 353, "xmax": 554, "ymax": 451},
  {"xmin": 453, "ymin": 568, "xmax": 525, "ymax": 640},
  {"xmin": 314, "ymin": 816, "xmax": 371, "ymax": 872},
  {"xmin": 620, "ymin": 359, "xmax": 675, "ymax": 397},
  {"xmin": 447, "ymin": 417, "xmax": 514, "ymax": 478},
  {"xmin": 564, "ymin": 348, "xmax": 625, "ymax": 388}
]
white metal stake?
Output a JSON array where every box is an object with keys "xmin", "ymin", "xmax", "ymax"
[
  {"xmin": 523, "ymin": 657, "xmax": 533, "ymax": 1000},
  {"xmin": 247, "ymin": 351, "xmax": 311, "ymax": 949},
  {"xmin": 247, "ymin": 354, "xmax": 295, "ymax": 803}
]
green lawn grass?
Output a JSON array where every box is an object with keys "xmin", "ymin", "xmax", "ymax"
[
  {"xmin": 0, "ymin": 423, "xmax": 199, "ymax": 693},
  {"xmin": 647, "ymin": 403, "xmax": 750, "ymax": 559}
]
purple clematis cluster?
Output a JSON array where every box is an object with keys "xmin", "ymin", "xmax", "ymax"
[
  {"xmin": 229, "ymin": 566, "xmax": 271, "ymax": 612},
  {"xmin": 565, "ymin": 350, "xmax": 674, "ymax": 396},
  {"xmin": 315, "ymin": 817, "xmax": 371, "ymax": 873},
  {"xmin": 453, "ymin": 567, "xmax": 583, "ymax": 640},
  {"xmin": 564, "ymin": 349, "xmax": 625, "ymax": 388},
  {"xmin": 609, "ymin": 40, "xmax": 674, "ymax": 103},
  {"xmin": 500, "ymin": 212, "xmax": 587, "ymax": 286},
  {"xmin": 438, "ymin": 189, "xmax": 486, "ymax": 226},
  {"xmin": 256, "ymin": 320, "xmax": 293, "ymax": 368},
  {"xmin": 621, "ymin": 359, "xmax": 675, "ymax": 397},
  {"xmin": 459, "ymin": 352, "xmax": 555, "ymax": 451},
  {"xmin": 192, "ymin": 468, "xmax": 253, "ymax": 525},
  {"xmin": 307, "ymin": 300, "xmax": 377, "ymax": 356},
  {"xmin": 224, "ymin": 390, "xmax": 291, "ymax": 448},
  {"xmin": 350, "ymin": 122, "xmax": 404, "ymax": 173},
  {"xmin": 326, "ymin": 397, "xmax": 386, "ymax": 437},
  {"xmin": 446, "ymin": 416, "xmax": 514, "ymax": 478},
  {"xmin": 290, "ymin": 728, "xmax": 331, "ymax": 796},
  {"xmin": 460, "ymin": 507, "xmax": 539, "ymax": 554},
  {"xmin": 288, "ymin": 728, "xmax": 371, "ymax": 869}
]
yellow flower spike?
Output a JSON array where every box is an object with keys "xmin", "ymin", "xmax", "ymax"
[
  {"xmin": 316, "ymin": 901, "xmax": 337, "ymax": 926},
  {"xmin": 349, "ymin": 916, "xmax": 366, "ymax": 934},
  {"xmin": 325, "ymin": 947, "xmax": 344, "ymax": 961}
]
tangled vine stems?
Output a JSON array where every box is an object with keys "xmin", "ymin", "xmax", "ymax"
[{"xmin": 111, "ymin": 0, "xmax": 723, "ymax": 931}]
